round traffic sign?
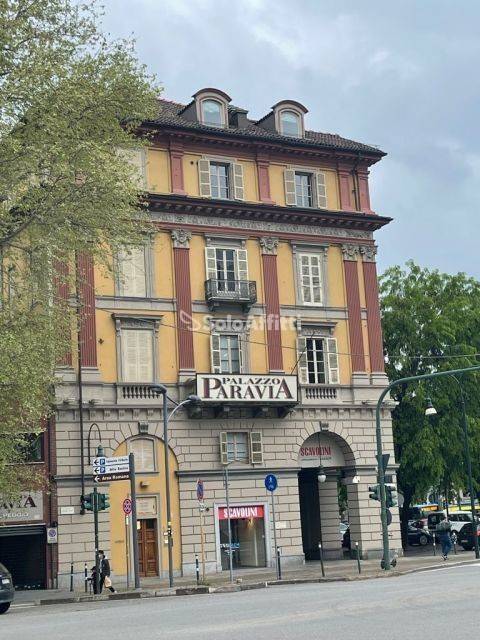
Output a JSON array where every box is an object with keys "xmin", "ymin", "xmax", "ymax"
[
  {"xmin": 196, "ymin": 479, "xmax": 204, "ymax": 501},
  {"xmin": 264, "ymin": 474, "xmax": 278, "ymax": 492},
  {"xmin": 123, "ymin": 498, "xmax": 132, "ymax": 515}
]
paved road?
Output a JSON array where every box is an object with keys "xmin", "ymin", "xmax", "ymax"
[{"xmin": 3, "ymin": 564, "xmax": 480, "ymax": 639}]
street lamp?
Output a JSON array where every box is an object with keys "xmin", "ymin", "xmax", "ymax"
[
  {"xmin": 425, "ymin": 379, "xmax": 480, "ymax": 559},
  {"xmin": 424, "ymin": 398, "xmax": 437, "ymax": 417},
  {"xmin": 149, "ymin": 384, "xmax": 201, "ymax": 587}
]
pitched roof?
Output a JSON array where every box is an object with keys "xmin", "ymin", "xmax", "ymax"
[{"xmin": 146, "ymin": 98, "xmax": 385, "ymax": 157}]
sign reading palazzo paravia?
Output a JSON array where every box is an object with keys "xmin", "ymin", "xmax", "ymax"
[
  {"xmin": 196, "ymin": 374, "xmax": 298, "ymax": 403},
  {"xmin": 0, "ymin": 492, "xmax": 44, "ymax": 523}
]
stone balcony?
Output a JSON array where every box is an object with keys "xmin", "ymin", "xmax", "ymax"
[{"xmin": 115, "ymin": 383, "xmax": 160, "ymax": 405}]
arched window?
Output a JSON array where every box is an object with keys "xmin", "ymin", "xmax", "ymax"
[
  {"xmin": 202, "ymin": 99, "xmax": 223, "ymax": 126},
  {"xmin": 129, "ymin": 438, "xmax": 156, "ymax": 472},
  {"xmin": 280, "ymin": 110, "xmax": 301, "ymax": 137}
]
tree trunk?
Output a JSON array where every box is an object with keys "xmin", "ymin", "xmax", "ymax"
[{"xmin": 400, "ymin": 487, "xmax": 414, "ymax": 549}]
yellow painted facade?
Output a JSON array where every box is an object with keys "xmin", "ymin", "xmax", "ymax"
[{"xmin": 109, "ymin": 439, "xmax": 181, "ymax": 575}]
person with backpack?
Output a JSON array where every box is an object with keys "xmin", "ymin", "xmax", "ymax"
[{"xmin": 436, "ymin": 514, "xmax": 453, "ymax": 560}]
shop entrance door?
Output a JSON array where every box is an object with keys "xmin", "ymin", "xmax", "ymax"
[
  {"xmin": 219, "ymin": 506, "xmax": 267, "ymax": 569},
  {"xmin": 298, "ymin": 468, "xmax": 322, "ymax": 561},
  {"xmin": 137, "ymin": 519, "xmax": 158, "ymax": 577}
]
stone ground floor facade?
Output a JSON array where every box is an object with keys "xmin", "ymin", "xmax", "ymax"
[{"xmin": 53, "ymin": 381, "xmax": 401, "ymax": 588}]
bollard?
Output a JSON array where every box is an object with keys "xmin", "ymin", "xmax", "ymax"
[
  {"xmin": 432, "ymin": 533, "xmax": 436, "ymax": 556},
  {"xmin": 84, "ymin": 563, "xmax": 88, "ymax": 593},
  {"xmin": 355, "ymin": 542, "xmax": 361, "ymax": 574},
  {"xmin": 195, "ymin": 554, "xmax": 200, "ymax": 585},
  {"xmin": 276, "ymin": 547, "xmax": 282, "ymax": 581},
  {"xmin": 318, "ymin": 543, "xmax": 325, "ymax": 578},
  {"xmin": 70, "ymin": 561, "xmax": 74, "ymax": 592}
]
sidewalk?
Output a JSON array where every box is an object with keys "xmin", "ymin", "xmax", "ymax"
[{"xmin": 13, "ymin": 550, "xmax": 479, "ymax": 607}]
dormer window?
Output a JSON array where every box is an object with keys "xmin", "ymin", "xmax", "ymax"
[
  {"xmin": 280, "ymin": 110, "xmax": 301, "ymax": 137},
  {"xmin": 202, "ymin": 99, "xmax": 223, "ymax": 126}
]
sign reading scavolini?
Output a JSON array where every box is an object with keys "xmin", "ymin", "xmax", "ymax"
[{"xmin": 196, "ymin": 374, "xmax": 298, "ymax": 403}]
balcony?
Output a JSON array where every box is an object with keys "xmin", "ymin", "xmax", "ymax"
[
  {"xmin": 116, "ymin": 383, "xmax": 159, "ymax": 404},
  {"xmin": 205, "ymin": 279, "xmax": 257, "ymax": 311},
  {"xmin": 300, "ymin": 384, "xmax": 342, "ymax": 405}
]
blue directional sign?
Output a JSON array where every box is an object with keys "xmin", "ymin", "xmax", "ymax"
[{"xmin": 264, "ymin": 474, "xmax": 278, "ymax": 492}]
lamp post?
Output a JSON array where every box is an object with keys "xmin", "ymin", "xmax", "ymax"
[
  {"xmin": 425, "ymin": 379, "xmax": 480, "ymax": 560},
  {"xmin": 150, "ymin": 384, "xmax": 201, "ymax": 587},
  {"xmin": 375, "ymin": 364, "xmax": 480, "ymax": 571}
]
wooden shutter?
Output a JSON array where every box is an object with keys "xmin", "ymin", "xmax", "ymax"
[
  {"xmin": 284, "ymin": 169, "xmax": 296, "ymax": 206},
  {"xmin": 250, "ymin": 432, "xmax": 263, "ymax": 464},
  {"xmin": 315, "ymin": 171, "xmax": 327, "ymax": 209},
  {"xmin": 137, "ymin": 330, "xmax": 154, "ymax": 382},
  {"xmin": 198, "ymin": 159, "xmax": 211, "ymax": 197},
  {"xmin": 205, "ymin": 247, "xmax": 217, "ymax": 280},
  {"xmin": 232, "ymin": 163, "xmax": 244, "ymax": 200},
  {"xmin": 238, "ymin": 335, "xmax": 245, "ymax": 373},
  {"xmin": 118, "ymin": 246, "xmax": 146, "ymax": 297},
  {"xmin": 326, "ymin": 337, "xmax": 339, "ymax": 384},
  {"xmin": 211, "ymin": 333, "xmax": 221, "ymax": 373},
  {"xmin": 296, "ymin": 336, "xmax": 309, "ymax": 384},
  {"xmin": 220, "ymin": 432, "xmax": 228, "ymax": 465},
  {"xmin": 122, "ymin": 330, "xmax": 140, "ymax": 382},
  {"xmin": 235, "ymin": 248, "xmax": 248, "ymax": 281},
  {"xmin": 132, "ymin": 247, "xmax": 147, "ymax": 296},
  {"xmin": 119, "ymin": 148, "xmax": 147, "ymax": 189}
]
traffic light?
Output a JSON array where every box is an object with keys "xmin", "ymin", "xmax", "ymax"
[
  {"xmin": 98, "ymin": 493, "xmax": 110, "ymax": 511},
  {"xmin": 386, "ymin": 484, "xmax": 398, "ymax": 508},
  {"xmin": 82, "ymin": 493, "xmax": 94, "ymax": 512},
  {"xmin": 369, "ymin": 484, "xmax": 380, "ymax": 501}
]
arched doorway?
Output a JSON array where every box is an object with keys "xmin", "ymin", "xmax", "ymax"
[
  {"xmin": 108, "ymin": 436, "xmax": 181, "ymax": 579},
  {"xmin": 298, "ymin": 431, "xmax": 350, "ymax": 561}
]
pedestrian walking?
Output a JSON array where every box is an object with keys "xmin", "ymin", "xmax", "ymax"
[
  {"xmin": 436, "ymin": 514, "xmax": 453, "ymax": 560},
  {"xmin": 99, "ymin": 550, "xmax": 116, "ymax": 593}
]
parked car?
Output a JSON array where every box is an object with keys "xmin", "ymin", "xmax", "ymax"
[
  {"xmin": 457, "ymin": 522, "xmax": 480, "ymax": 551},
  {"xmin": 0, "ymin": 563, "xmax": 14, "ymax": 614},
  {"xmin": 407, "ymin": 524, "xmax": 433, "ymax": 546},
  {"xmin": 427, "ymin": 510, "xmax": 472, "ymax": 543}
]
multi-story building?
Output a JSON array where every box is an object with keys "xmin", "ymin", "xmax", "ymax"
[{"xmin": 53, "ymin": 88, "xmax": 400, "ymax": 585}]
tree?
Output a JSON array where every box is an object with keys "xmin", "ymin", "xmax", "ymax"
[
  {"xmin": 0, "ymin": 0, "xmax": 159, "ymax": 497},
  {"xmin": 380, "ymin": 261, "xmax": 480, "ymax": 544}
]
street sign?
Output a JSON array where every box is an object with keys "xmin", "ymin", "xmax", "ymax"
[
  {"xmin": 94, "ymin": 472, "xmax": 130, "ymax": 483},
  {"xmin": 92, "ymin": 455, "xmax": 129, "ymax": 467},
  {"xmin": 123, "ymin": 498, "xmax": 132, "ymax": 515},
  {"xmin": 196, "ymin": 479, "xmax": 204, "ymax": 501},
  {"xmin": 264, "ymin": 474, "xmax": 278, "ymax": 492},
  {"xmin": 47, "ymin": 527, "xmax": 58, "ymax": 544},
  {"xmin": 93, "ymin": 464, "xmax": 130, "ymax": 474}
]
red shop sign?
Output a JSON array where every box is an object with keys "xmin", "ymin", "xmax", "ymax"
[{"xmin": 218, "ymin": 505, "xmax": 264, "ymax": 520}]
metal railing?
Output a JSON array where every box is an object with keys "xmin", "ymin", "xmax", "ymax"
[{"xmin": 205, "ymin": 278, "xmax": 257, "ymax": 309}]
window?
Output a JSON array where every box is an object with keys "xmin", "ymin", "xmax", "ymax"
[
  {"xmin": 129, "ymin": 438, "xmax": 155, "ymax": 472},
  {"xmin": 210, "ymin": 162, "xmax": 230, "ymax": 199},
  {"xmin": 17, "ymin": 434, "xmax": 43, "ymax": 462},
  {"xmin": 284, "ymin": 169, "xmax": 328, "ymax": 209},
  {"xmin": 280, "ymin": 110, "xmax": 301, "ymax": 137},
  {"xmin": 295, "ymin": 172, "xmax": 313, "ymax": 208},
  {"xmin": 297, "ymin": 336, "xmax": 339, "ymax": 385},
  {"xmin": 121, "ymin": 329, "xmax": 154, "ymax": 382},
  {"xmin": 202, "ymin": 99, "xmax": 223, "ymax": 126},
  {"xmin": 220, "ymin": 431, "xmax": 263, "ymax": 464},
  {"xmin": 211, "ymin": 334, "xmax": 241, "ymax": 373},
  {"xmin": 117, "ymin": 246, "xmax": 147, "ymax": 297},
  {"xmin": 205, "ymin": 246, "xmax": 249, "ymax": 288},
  {"xmin": 299, "ymin": 253, "xmax": 323, "ymax": 305},
  {"xmin": 198, "ymin": 159, "xmax": 244, "ymax": 200}
]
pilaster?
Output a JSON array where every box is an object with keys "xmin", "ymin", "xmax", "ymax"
[
  {"xmin": 171, "ymin": 230, "xmax": 195, "ymax": 377},
  {"xmin": 342, "ymin": 244, "xmax": 366, "ymax": 373},
  {"xmin": 360, "ymin": 245, "xmax": 385, "ymax": 373},
  {"xmin": 260, "ymin": 237, "xmax": 283, "ymax": 372}
]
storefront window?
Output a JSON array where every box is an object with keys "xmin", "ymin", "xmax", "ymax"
[{"xmin": 218, "ymin": 505, "xmax": 267, "ymax": 569}]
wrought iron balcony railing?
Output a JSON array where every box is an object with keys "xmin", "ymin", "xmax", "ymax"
[{"xmin": 205, "ymin": 279, "xmax": 257, "ymax": 310}]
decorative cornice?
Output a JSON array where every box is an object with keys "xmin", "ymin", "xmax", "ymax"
[
  {"xmin": 341, "ymin": 244, "xmax": 361, "ymax": 261},
  {"xmin": 147, "ymin": 193, "xmax": 391, "ymax": 234},
  {"xmin": 171, "ymin": 229, "xmax": 192, "ymax": 249},
  {"xmin": 360, "ymin": 245, "xmax": 377, "ymax": 262},
  {"xmin": 259, "ymin": 236, "xmax": 279, "ymax": 255}
]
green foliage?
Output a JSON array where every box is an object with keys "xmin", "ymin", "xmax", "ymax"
[
  {"xmin": 0, "ymin": 0, "xmax": 160, "ymax": 497},
  {"xmin": 380, "ymin": 261, "xmax": 480, "ymax": 517}
]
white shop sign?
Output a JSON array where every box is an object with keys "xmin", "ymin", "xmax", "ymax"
[
  {"xmin": 0, "ymin": 492, "xmax": 44, "ymax": 523},
  {"xmin": 196, "ymin": 374, "xmax": 298, "ymax": 403},
  {"xmin": 299, "ymin": 434, "xmax": 345, "ymax": 468}
]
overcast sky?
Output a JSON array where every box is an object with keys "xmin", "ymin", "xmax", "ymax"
[{"xmin": 101, "ymin": 0, "xmax": 480, "ymax": 278}]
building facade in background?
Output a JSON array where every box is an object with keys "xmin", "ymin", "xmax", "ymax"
[{"xmin": 53, "ymin": 88, "xmax": 400, "ymax": 585}]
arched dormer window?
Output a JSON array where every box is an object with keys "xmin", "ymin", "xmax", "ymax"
[
  {"xmin": 280, "ymin": 110, "xmax": 301, "ymax": 137},
  {"xmin": 193, "ymin": 88, "xmax": 231, "ymax": 128},
  {"xmin": 201, "ymin": 99, "xmax": 223, "ymax": 126},
  {"xmin": 272, "ymin": 100, "xmax": 308, "ymax": 138}
]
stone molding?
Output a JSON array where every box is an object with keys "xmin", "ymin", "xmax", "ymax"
[
  {"xmin": 360, "ymin": 245, "xmax": 377, "ymax": 262},
  {"xmin": 341, "ymin": 243, "xmax": 361, "ymax": 261},
  {"xmin": 171, "ymin": 229, "xmax": 192, "ymax": 249}
]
